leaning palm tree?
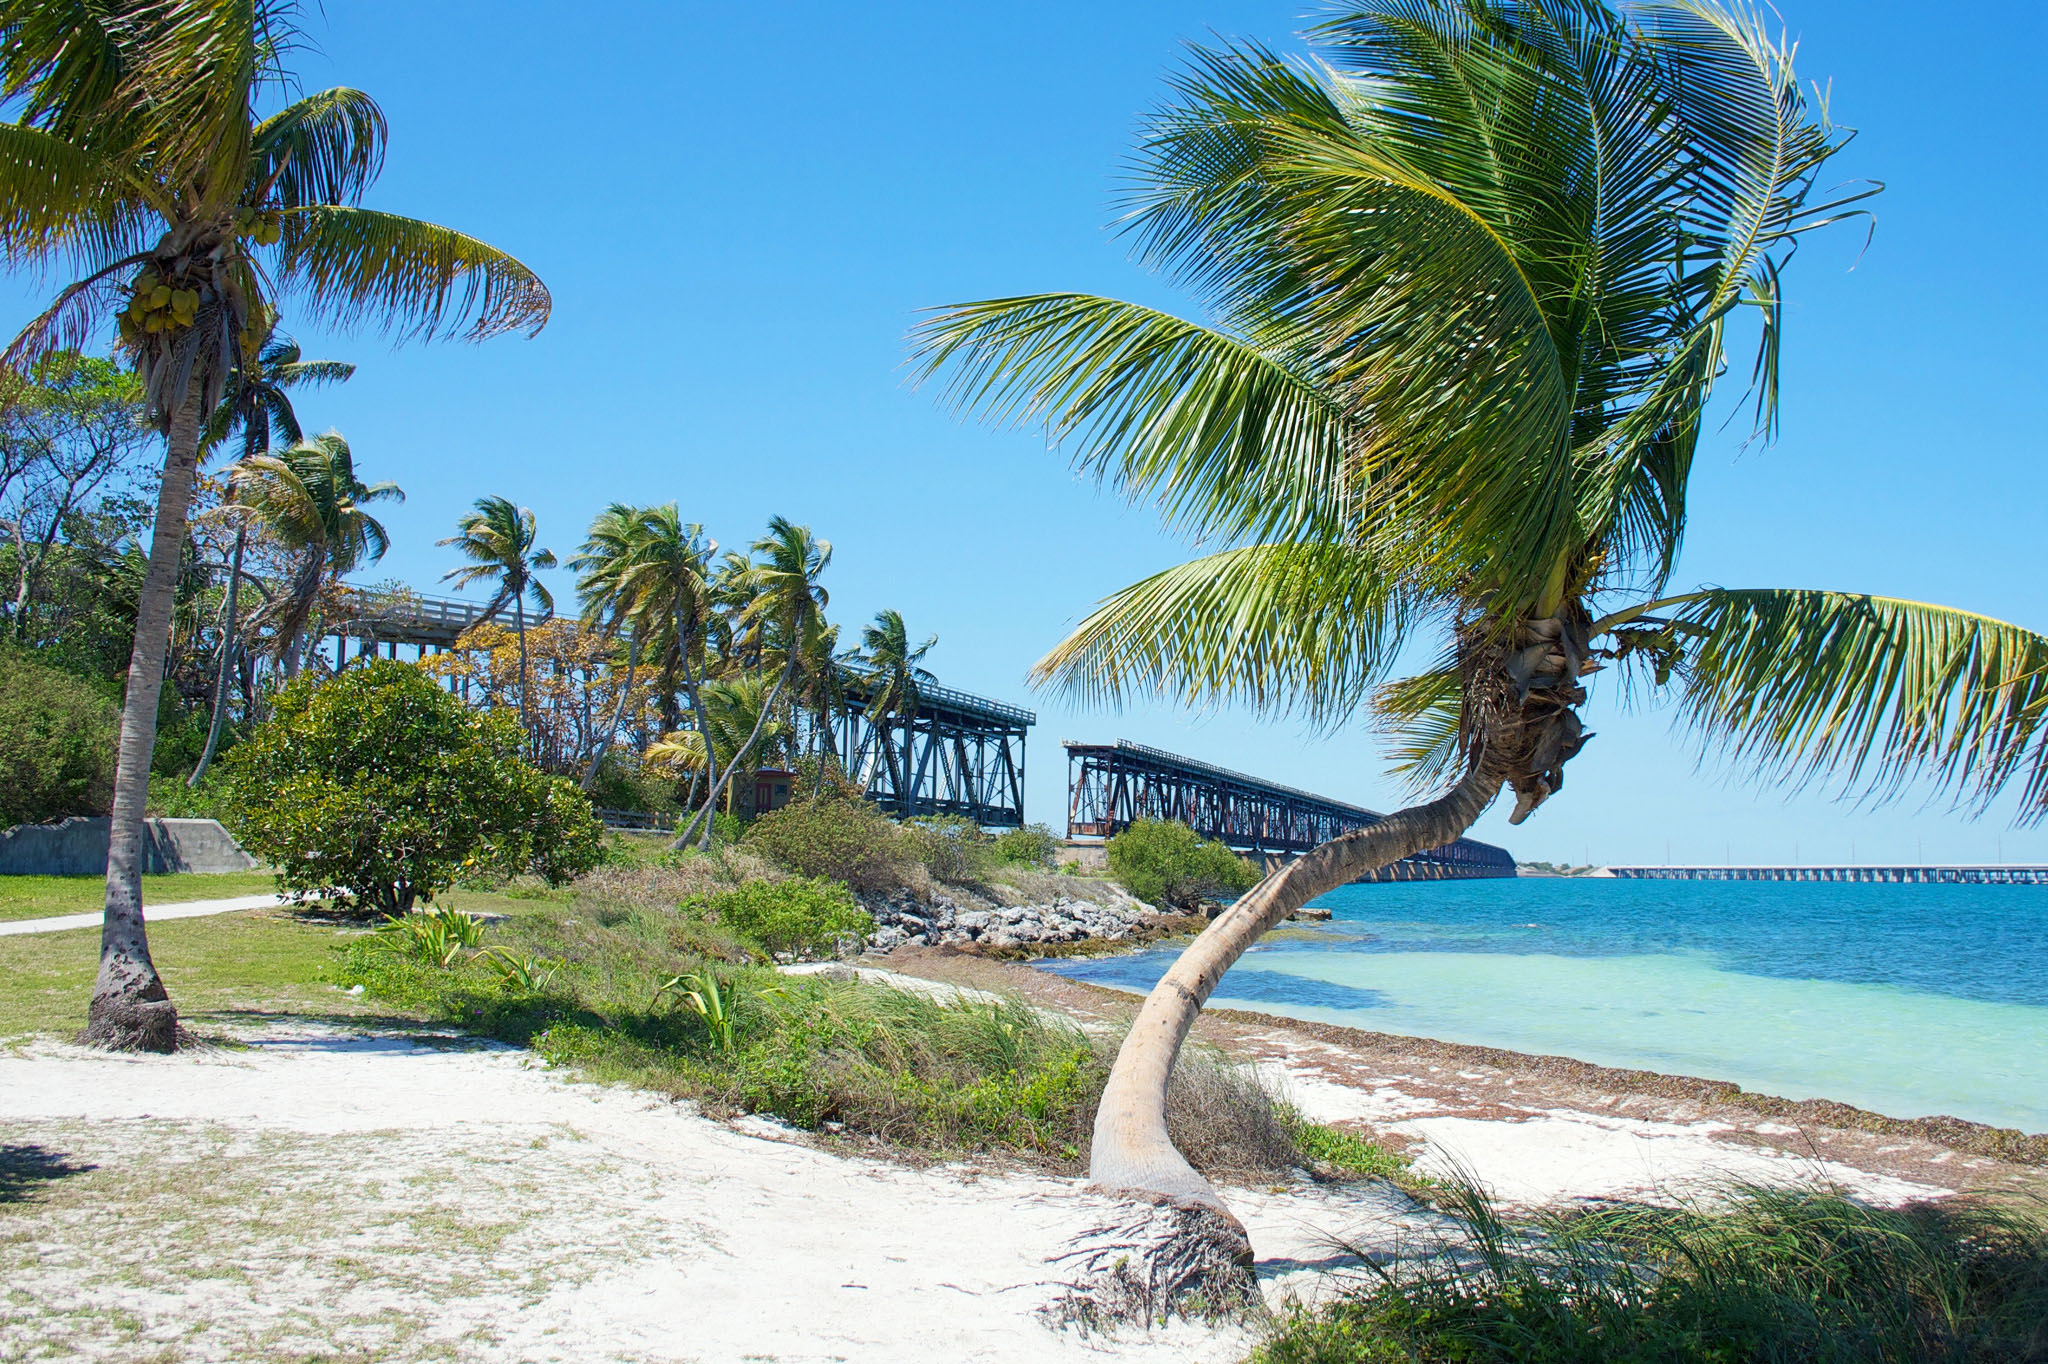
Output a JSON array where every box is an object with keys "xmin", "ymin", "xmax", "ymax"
[
  {"xmin": 189, "ymin": 322, "xmax": 354, "ymax": 784},
  {"xmin": 855, "ymin": 608, "xmax": 937, "ymax": 808},
  {"xmin": 918, "ymin": 0, "xmax": 2048, "ymax": 1285},
  {"xmin": 231, "ymin": 431, "xmax": 401, "ymax": 675},
  {"xmin": 674, "ymin": 517, "xmax": 831, "ymax": 845},
  {"xmin": 0, "ymin": 0, "xmax": 549, "ymax": 1050},
  {"xmin": 440, "ymin": 496, "xmax": 556, "ymax": 742}
]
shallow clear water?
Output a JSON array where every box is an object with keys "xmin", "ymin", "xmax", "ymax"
[{"xmin": 1040, "ymin": 879, "xmax": 2048, "ymax": 1133}]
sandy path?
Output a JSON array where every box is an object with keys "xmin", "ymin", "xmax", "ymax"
[
  {"xmin": 0, "ymin": 894, "xmax": 285, "ymax": 937},
  {"xmin": 0, "ymin": 1025, "xmax": 1421, "ymax": 1364}
]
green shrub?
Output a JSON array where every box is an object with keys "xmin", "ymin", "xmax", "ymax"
[
  {"xmin": 991, "ymin": 822, "xmax": 1058, "ymax": 867},
  {"xmin": 224, "ymin": 660, "xmax": 604, "ymax": 914},
  {"xmin": 742, "ymin": 794, "xmax": 904, "ymax": 891},
  {"xmin": 0, "ymin": 645, "xmax": 117, "ymax": 827},
  {"xmin": 687, "ymin": 876, "xmax": 872, "ymax": 960},
  {"xmin": 1105, "ymin": 818, "xmax": 1260, "ymax": 910},
  {"xmin": 900, "ymin": 813, "xmax": 991, "ymax": 884},
  {"xmin": 1254, "ymin": 1179, "xmax": 2048, "ymax": 1364}
]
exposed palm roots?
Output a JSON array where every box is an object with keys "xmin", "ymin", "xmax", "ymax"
[
  {"xmin": 77, "ymin": 996, "xmax": 185, "ymax": 1053},
  {"xmin": 1040, "ymin": 1196, "xmax": 1262, "ymax": 1331}
]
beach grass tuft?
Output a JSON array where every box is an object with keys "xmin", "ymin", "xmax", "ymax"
[{"xmin": 1254, "ymin": 1176, "xmax": 2048, "ymax": 1363}]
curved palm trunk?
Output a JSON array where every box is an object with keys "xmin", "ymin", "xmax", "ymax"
[
  {"xmin": 1091, "ymin": 760, "xmax": 1504, "ymax": 1230},
  {"xmin": 580, "ymin": 630, "xmax": 641, "ymax": 790},
  {"xmin": 189, "ymin": 522, "xmax": 247, "ymax": 786},
  {"xmin": 83, "ymin": 392, "xmax": 207, "ymax": 1052}
]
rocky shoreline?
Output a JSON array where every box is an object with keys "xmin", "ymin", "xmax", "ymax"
[{"xmin": 861, "ymin": 883, "xmax": 1166, "ymax": 953}]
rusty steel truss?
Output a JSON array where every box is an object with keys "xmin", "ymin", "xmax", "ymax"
[
  {"xmin": 1064, "ymin": 740, "xmax": 1515, "ymax": 880},
  {"xmin": 832, "ymin": 679, "xmax": 1034, "ymax": 827}
]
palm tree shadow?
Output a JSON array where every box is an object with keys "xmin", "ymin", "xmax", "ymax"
[{"xmin": 0, "ymin": 1144, "xmax": 97, "ymax": 1204}]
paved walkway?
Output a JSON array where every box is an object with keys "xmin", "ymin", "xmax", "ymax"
[{"xmin": 0, "ymin": 894, "xmax": 286, "ymax": 937}]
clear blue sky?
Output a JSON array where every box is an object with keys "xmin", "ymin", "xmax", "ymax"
[{"xmin": 11, "ymin": 1, "xmax": 2044, "ymax": 864}]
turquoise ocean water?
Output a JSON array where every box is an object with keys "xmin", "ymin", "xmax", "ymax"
[{"xmin": 1040, "ymin": 879, "xmax": 2048, "ymax": 1133}]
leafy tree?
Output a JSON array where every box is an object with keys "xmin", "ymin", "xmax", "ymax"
[
  {"xmin": 225, "ymin": 661, "xmax": 603, "ymax": 915},
  {"xmin": 425, "ymin": 618, "xmax": 652, "ymax": 777},
  {"xmin": 230, "ymin": 431, "xmax": 401, "ymax": 675},
  {"xmin": 918, "ymin": 0, "xmax": 2048, "ymax": 1266},
  {"xmin": 189, "ymin": 324, "xmax": 354, "ymax": 785},
  {"xmin": 441, "ymin": 495, "xmax": 555, "ymax": 742},
  {"xmin": 1105, "ymin": 819, "xmax": 1258, "ymax": 911},
  {"xmin": 0, "ymin": 1, "xmax": 550, "ymax": 1049},
  {"xmin": 0, "ymin": 352, "xmax": 152, "ymax": 641},
  {"xmin": 0, "ymin": 642, "xmax": 116, "ymax": 826}
]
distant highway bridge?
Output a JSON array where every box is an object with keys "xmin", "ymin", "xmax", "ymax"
[
  {"xmin": 1611, "ymin": 865, "xmax": 2048, "ymax": 886},
  {"xmin": 1064, "ymin": 740, "xmax": 1515, "ymax": 880}
]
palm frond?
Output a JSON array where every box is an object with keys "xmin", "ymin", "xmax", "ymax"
[
  {"xmin": 1371, "ymin": 662, "xmax": 1466, "ymax": 796},
  {"xmin": 252, "ymin": 85, "xmax": 386, "ymax": 207},
  {"xmin": 1030, "ymin": 542, "xmax": 1417, "ymax": 725},
  {"xmin": 914, "ymin": 293, "xmax": 1358, "ymax": 545},
  {"xmin": 1659, "ymin": 589, "xmax": 2048, "ymax": 823},
  {"xmin": 274, "ymin": 206, "xmax": 551, "ymax": 342},
  {"xmin": 0, "ymin": 121, "xmax": 148, "ymax": 264}
]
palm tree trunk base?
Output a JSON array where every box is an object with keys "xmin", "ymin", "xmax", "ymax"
[
  {"xmin": 1041, "ymin": 1193, "xmax": 1259, "ymax": 1330},
  {"xmin": 78, "ymin": 989, "xmax": 184, "ymax": 1053}
]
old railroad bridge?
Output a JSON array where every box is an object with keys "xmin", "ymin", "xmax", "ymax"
[
  {"xmin": 318, "ymin": 588, "xmax": 1514, "ymax": 876},
  {"xmin": 1064, "ymin": 741, "xmax": 1514, "ymax": 879}
]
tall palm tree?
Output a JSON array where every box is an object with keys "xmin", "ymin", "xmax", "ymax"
[
  {"xmin": 620, "ymin": 507, "xmax": 721, "ymax": 827},
  {"xmin": 676, "ymin": 517, "xmax": 831, "ymax": 845},
  {"xmin": 189, "ymin": 323, "xmax": 354, "ymax": 784},
  {"xmin": 0, "ymin": 1, "xmax": 549, "ymax": 1050},
  {"xmin": 440, "ymin": 495, "xmax": 556, "ymax": 742},
  {"xmin": 918, "ymin": 0, "xmax": 2048, "ymax": 1273},
  {"xmin": 230, "ymin": 431, "xmax": 401, "ymax": 672},
  {"xmin": 855, "ymin": 608, "xmax": 936, "ymax": 810}
]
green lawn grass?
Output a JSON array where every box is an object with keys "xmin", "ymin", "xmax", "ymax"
[
  {"xmin": 0, "ymin": 870, "xmax": 282, "ymax": 922},
  {"xmin": 0, "ymin": 906, "xmax": 409, "ymax": 1039}
]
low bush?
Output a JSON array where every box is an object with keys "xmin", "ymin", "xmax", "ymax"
[
  {"xmin": 0, "ymin": 645, "xmax": 116, "ymax": 826},
  {"xmin": 1255, "ymin": 1179, "xmax": 2048, "ymax": 1364},
  {"xmin": 1105, "ymin": 818, "xmax": 1260, "ymax": 910},
  {"xmin": 991, "ymin": 822, "xmax": 1059, "ymax": 868},
  {"xmin": 224, "ymin": 661, "xmax": 605, "ymax": 914},
  {"xmin": 686, "ymin": 876, "xmax": 872, "ymax": 961},
  {"xmin": 900, "ymin": 814, "xmax": 991, "ymax": 884},
  {"xmin": 742, "ymin": 794, "xmax": 905, "ymax": 891}
]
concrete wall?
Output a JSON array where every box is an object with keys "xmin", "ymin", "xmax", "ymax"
[
  {"xmin": 0, "ymin": 817, "xmax": 259, "ymax": 876},
  {"xmin": 1058, "ymin": 840, "xmax": 1108, "ymax": 872}
]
